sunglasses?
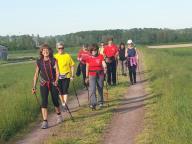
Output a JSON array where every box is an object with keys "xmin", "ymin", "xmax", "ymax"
[{"xmin": 58, "ymin": 47, "xmax": 64, "ymax": 50}]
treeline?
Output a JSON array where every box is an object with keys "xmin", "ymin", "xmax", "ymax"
[
  {"xmin": 1, "ymin": 28, "xmax": 192, "ymax": 51},
  {"xmin": 0, "ymin": 35, "xmax": 56, "ymax": 51}
]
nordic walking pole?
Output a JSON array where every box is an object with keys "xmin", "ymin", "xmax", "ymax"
[
  {"xmin": 72, "ymin": 81, "xmax": 80, "ymax": 107},
  {"xmin": 33, "ymin": 92, "xmax": 41, "ymax": 109},
  {"xmin": 87, "ymin": 85, "xmax": 90, "ymax": 105},
  {"xmin": 56, "ymin": 86, "xmax": 74, "ymax": 121},
  {"xmin": 116, "ymin": 59, "xmax": 119, "ymax": 85},
  {"xmin": 104, "ymin": 74, "xmax": 109, "ymax": 107}
]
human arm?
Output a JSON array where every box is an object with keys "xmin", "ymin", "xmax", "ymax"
[
  {"xmin": 32, "ymin": 65, "xmax": 39, "ymax": 94},
  {"xmin": 102, "ymin": 61, "xmax": 107, "ymax": 74}
]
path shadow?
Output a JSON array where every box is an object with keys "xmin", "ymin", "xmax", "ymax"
[
  {"xmin": 114, "ymin": 101, "xmax": 156, "ymax": 114},
  {"xmin": 137, "ymin": 70, "xmax": 151, "ymax": 75},
  {"xmin": 71, "ymin": 92, "xmax": 161, "ymax": 121}
]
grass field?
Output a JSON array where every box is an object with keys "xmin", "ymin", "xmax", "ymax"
[
  {"xmin": 137, "ymin": 47, "xmax": 192, "ymax": 144},
  {"xmin": 0, "ymin": 47, "xmax": 82, "ymax": 142}
]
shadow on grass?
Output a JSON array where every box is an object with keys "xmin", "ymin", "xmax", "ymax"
[{"xmin": 66, "ymin": 93, "xmax": 161, "ymax": 123}]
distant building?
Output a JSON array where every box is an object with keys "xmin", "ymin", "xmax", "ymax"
[{"xmin": 0, "ymin": 45, "xmax": 8, "ymax": 60}]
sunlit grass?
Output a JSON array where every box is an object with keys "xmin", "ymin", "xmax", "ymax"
[{"xmin": 137, "ymin": 47, "xmax": 192, "ymax": 144}]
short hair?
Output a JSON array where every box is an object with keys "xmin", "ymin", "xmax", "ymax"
[{"xmin": 56, "ymin": 42, "xmax": 64, "ymax": 48}]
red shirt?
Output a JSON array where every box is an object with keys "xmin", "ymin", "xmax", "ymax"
[
  {"xmin": 77, "ymin": 49, "xmax": 91, "ymax": 64},
  {"xmin": 86, "ymin": 54, "xmax": 104, "ymax": 76},
  {"xmin": 104, "ymin": 44, "xmax": 118, "ymax": 58}
]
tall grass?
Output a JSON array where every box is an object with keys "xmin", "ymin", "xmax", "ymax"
[
  {"xmin": 137, "ymin": 47, "xmax": 192, "ymax": 144},
  {"xmin": 0, "ymin": 49, "xmax": 82, "ymax": 142}
]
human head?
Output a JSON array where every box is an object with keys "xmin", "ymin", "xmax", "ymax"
[
  {"xmin": 107, "ymin": 37, "xmax": 113, "ymax": 45},
  {"xmin": 83, "ymin": 44, "xmax": 89, "ymax": 51},
  {"xmin": 90, "ymin": 43, "xmax": 99, "ymax": 56},
  {"xmin": 39, "ymin": 43, "xmax": 51, "ymax": 59},
  {"xmin": 56, "ymin": 42, "xmax": 64, "ymax": 54},
  {"xmin": 127, "ymin": 39, "xmax": 135, "ymax": 48},
  {"xmin": 119, "ymin": 42, "xmax": 125, "ymax": 49},
  {"xmin": 100, "ymin": 42, "xmax": 104, "ymax": 47}
]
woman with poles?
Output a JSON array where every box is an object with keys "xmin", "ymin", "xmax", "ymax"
[
  {"xmin": 77, "ymin": 44, "xmax": 91, "ymax": 89},
  {"xmin": 103, "ymin": 38, "xmax": 119, "ymax": 86},
  {"xmin": 125, "ymin": 39, "xmax": 139, "ymax": 85},
  {"xmin": 54, "ymin": 42, "xmax": 75, "ymax": 111},
  {"xmin": 32, "ymin": 44, "xmax": 63, "ymax": 129},
  {"xmin": 85, "ymin": 44, "xmax": 107, "ymax": 110}
]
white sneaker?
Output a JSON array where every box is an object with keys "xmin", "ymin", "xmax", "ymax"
[
  {"xmin": 41, "ymin": 121, "xmax": 48, "ymax": 129},
  {"xmin": 57, "ymin": 115, "xmax": 64, "ymax": 124}
]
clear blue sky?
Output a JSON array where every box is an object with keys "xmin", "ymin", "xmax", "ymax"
[{"xmin": 0, "ymin": 0, "xmax": 192, "ymax": 36}]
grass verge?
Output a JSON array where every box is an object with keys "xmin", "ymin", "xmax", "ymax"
[{"xmin": 137, "ymin": 47, "xmax": 192, "ymax": 144}]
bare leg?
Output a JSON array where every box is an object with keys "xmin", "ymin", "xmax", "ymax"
[
  {"xmin": 55, "ymin": 106, "xmax": 61, "ymax": 113},
  {"xmin": 41, "ymin": 108, "xmax": 48, "ymax": 120},
  {"xmin": 59, "ymin": 95, "xmax": 68, "ymax": 105}
]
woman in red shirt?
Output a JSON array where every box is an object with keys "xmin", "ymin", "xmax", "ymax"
[
  {"xmin": 86, "ymin": 44, "xmax": 107, "ymax": 110},
  {"xmin": 77, "ymin": 44, "xmax": 90, "ymax": 88},
  {"xmin": 103, "ymin": 37, "xmax": 119, "ymax": 86}
]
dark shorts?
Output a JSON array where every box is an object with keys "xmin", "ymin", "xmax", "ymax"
[
  {"xmin": 58, "ymin": 78, "xmax": 70, "ymax": 95},
  {"xmin": 40, "ymin": 84, "xmax": 60, "ymax": 108}
]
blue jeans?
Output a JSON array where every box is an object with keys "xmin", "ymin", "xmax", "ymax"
[{"xmin": 89, "ymin": 75, "xmax": 104, "ymax": 106}]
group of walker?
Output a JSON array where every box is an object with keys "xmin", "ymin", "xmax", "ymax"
[{"xmin": 32, "ymin": 38, "xmax": 139, "ymax": 129}]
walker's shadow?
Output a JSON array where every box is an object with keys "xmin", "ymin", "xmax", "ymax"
[{"xmin": 72, "ymin": 93, "xmax": 161, "ymax": 121}]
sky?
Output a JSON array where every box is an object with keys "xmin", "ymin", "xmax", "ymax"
[{"xmin": 0, "ymin": 0, "xmax": 192, "ymax": 36}]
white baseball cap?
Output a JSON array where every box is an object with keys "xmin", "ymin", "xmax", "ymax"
[{"xmin": 127, "ymin": 39, "xmax": 133, "ymax": 44}]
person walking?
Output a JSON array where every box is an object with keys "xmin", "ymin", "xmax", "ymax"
[
  {"xmin": 125, "ymin": 40, "xmax": 138, "ymax": 85},
  {"xmin": 32, "ymin": 44, "xmax": 63, "ymax": 129},
  {"xmin": 54, "ymin": 42, "xmax": 75, "ymax": 111},
  {"xmin": 103, "ymin": 38, "xmax": 118, "ymax": 86},
  {"xmin": 77, "ymin": 44, "xmax": 91, "ymax": 88},
  {"xmin": 118, "ymin": 42, "xmax": 127, "ymax": 76},
  {"xmin": 99, "ymin": 42, "xmax": 105, "ymax": 56},
  {"xmin": 86, "ymin": 44, "xmax": 107, "ymax": 109}
]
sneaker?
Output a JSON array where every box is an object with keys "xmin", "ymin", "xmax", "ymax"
[
  {"xmin": 99, "ymin": 103, "xmax": 103, "ymax": 108},
  {"xmin": 89, "ymin": 104, "xmax": 96, "ymax": 110},
  {"xmin": 41, "ymin": 121, "xmax": 48, "ymax": 129},
  {"xmin": 130, "ymin": 81, "xmax": 134, "ymax": 85},
  {"xmin": 57, "ymin": 115, "xmax": 64, "ymax": 124}
]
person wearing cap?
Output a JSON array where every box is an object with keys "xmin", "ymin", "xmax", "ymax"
[
  {"xmin": 54, "ymin": 42, "xmax": 75, "ymax": 111},
  {"xmin": 77, "ymin": 44, "xmax": 91, "ymax": 88},
  {"xmin": 86, "ymin": 44, "xmax": 107, "ymax": 109},
  {"xmin": 118, "ymin": 42, "xmax": 127, "ymax": 76},
  {"xmin": 125, "ymin": 39, "xmax": 138, "ymax": 85},
  {"xmin": 103, "ymin": 38, "xmax": 119, "ymax": 86}
]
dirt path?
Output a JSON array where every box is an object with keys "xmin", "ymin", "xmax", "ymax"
[
  {"xmin": 103, "ymin": 51, "xmax": 147, "ymax": 144},
  {"xmin": 16, "ymin": 90, "xmax": 88, "ymax": 144},
  {"xmin": 147, "ymin": 43, "xmax": 192, "ymax": 49}
]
